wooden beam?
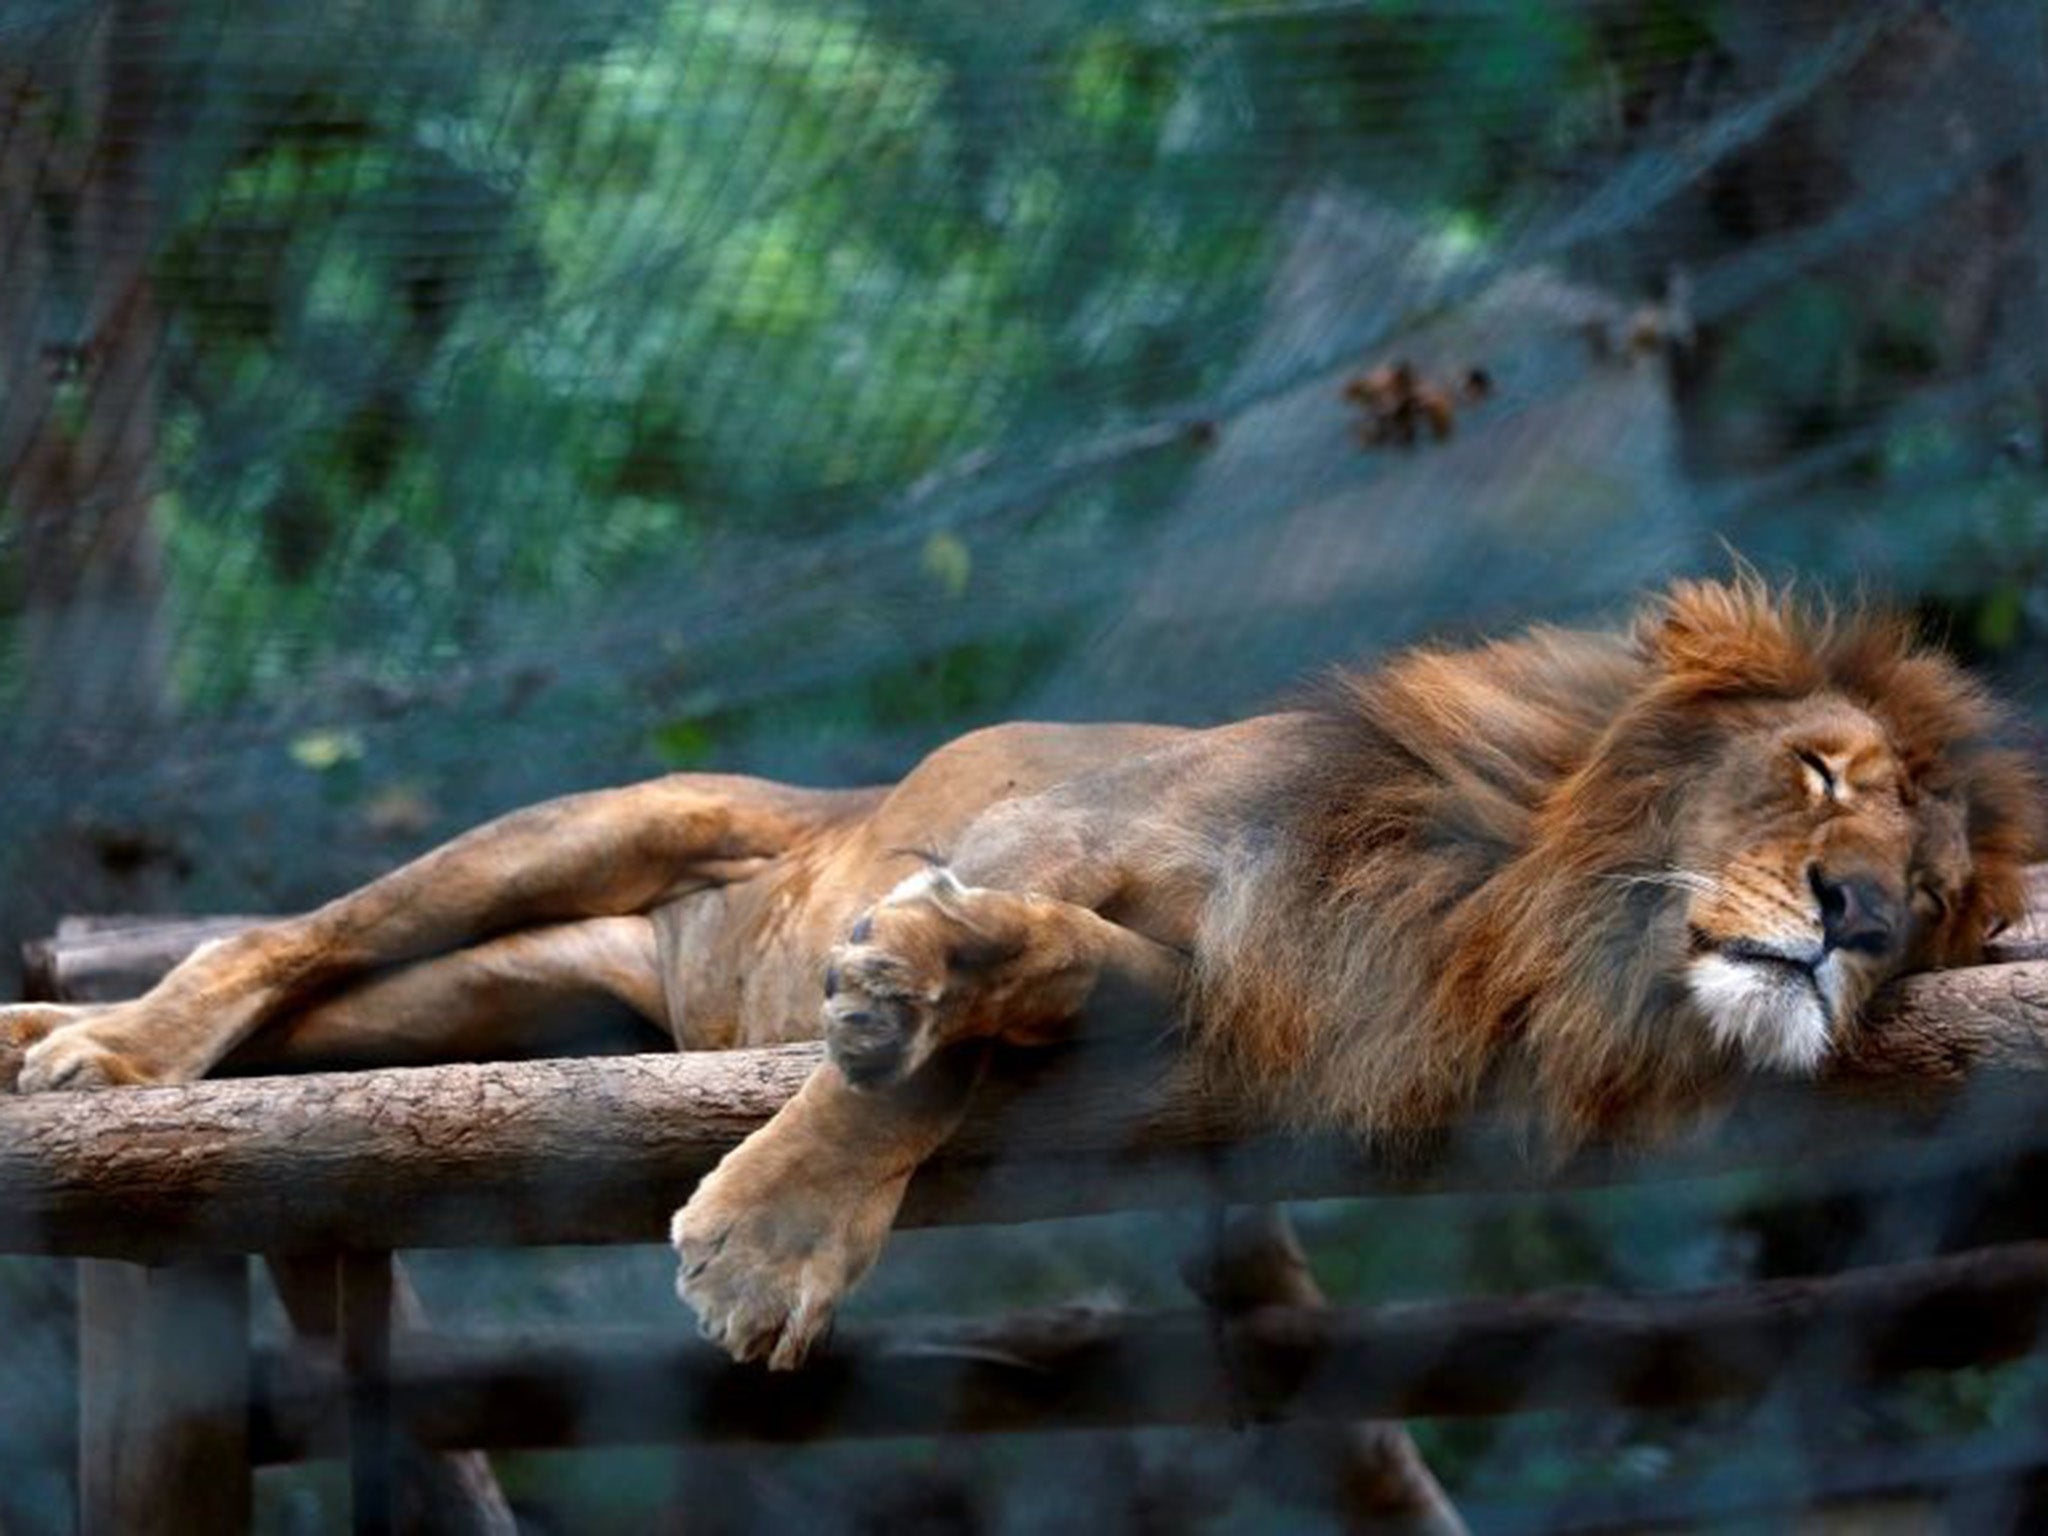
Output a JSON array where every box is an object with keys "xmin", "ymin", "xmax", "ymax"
[
  {"xmin": 244, "ymin": 1241, "xmax": 2048, "ymax": 1454},
  {"xmin": 3, "ymin": 955, "xmax": 2048, "ymax": 1261},
  {"xmin": 1188, "ymin": 1207, "xmax": 1467, "ymax": 1535},
  {"xmin": 1471, "ymin": 1426, "xmax": 2048, "ymax": 1536},
  {"xmin": 10, "ymin": 894, "xmax": 2048, "ymax": 1259},
  {"xmin": 77, "ymin": 1257, "xmax": 250, "ymax": 1534},
  {"xmin": 340, "ymin": 1253, "xmax": 397, "ymax": 1536}
]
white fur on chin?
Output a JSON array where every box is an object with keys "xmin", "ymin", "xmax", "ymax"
[{"xmin": 1686, "ymin": 953, "xmax": 1836, "ymax": 1075}]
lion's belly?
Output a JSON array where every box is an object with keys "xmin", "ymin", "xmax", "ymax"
[{"xmin": 650, "ymin": 859, "xmax": 871, "ymax": 1050}]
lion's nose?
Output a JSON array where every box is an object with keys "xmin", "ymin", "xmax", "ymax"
[{"xmin": 1810, "ymin": 867, "xmax": 1898, "ymax": 955}]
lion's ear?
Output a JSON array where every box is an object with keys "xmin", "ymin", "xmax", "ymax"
[{"xmin": 1638, "ymin": 577, "xmax": 1820, "ymax": 699}]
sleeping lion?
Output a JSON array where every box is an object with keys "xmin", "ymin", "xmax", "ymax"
[{"xmin": 2, "ymin": 577, "xmax": 2039, "ymax": 1368}]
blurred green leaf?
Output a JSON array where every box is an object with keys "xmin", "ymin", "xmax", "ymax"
[
  {"xmin": 919, "ymin": 530, "xmax": 973, "ymax": 598},
  {"xmin": 289, "ymin": 729, "xmax": 366, "ymax": 771},
  {"xmin": 650, "ymin": 717, "xmax": 718, "ymax": 767},
  {"xmin": 1975, "ymin": 586, "xmax": 2024, "ymax": 653}
]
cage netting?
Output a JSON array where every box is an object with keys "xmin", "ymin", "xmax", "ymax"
[{"xmin": 8, "ymin": 0, "xmax": 2048, "ymax": 1528}]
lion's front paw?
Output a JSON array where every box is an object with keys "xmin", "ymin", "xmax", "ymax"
[{"xmin": 671, "ymin": 1162, "xmax": 903, "ymax": 1371}]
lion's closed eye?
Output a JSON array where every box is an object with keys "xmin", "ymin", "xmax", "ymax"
[
  {"xmin": 1911, "ymin": 881, "xmax": 1948, "ymax": 921},
  {"xmin": 1796, "ymin": 749, "xmax": 1837, "ymax": 801}
]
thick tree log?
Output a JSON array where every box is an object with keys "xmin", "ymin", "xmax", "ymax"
[
  {"xmin": 242, "ymin": 1241, "xmax": 2048, "ymax": 1454},
  {"xmin": 0, "ymin": 977, "xmax": 2046, "ymax": 1262}
]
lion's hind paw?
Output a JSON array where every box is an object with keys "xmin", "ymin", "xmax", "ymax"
[
  {"xmin": 17, "ymin": 1032, "xmax": 154, "ymax": 1093},
  {"xmin": 0, "ymin": 1004, "xmax": 89, "ymax": 1093},
  {"xmin": 823, "ymin": 942, "xmax": 936, "ymax": 1089},
  {"xmin": 825, "ymin": 867, "xmax": 1042, "ymax": 1089}
]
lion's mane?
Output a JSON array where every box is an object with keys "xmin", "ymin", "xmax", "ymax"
[{"xmin": 1187, "ymin": 579, "xmax": 2040, "ymax": 1142}]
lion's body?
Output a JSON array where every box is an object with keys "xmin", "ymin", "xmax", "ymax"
[{"xmin": 3, "ymin": 578, "xmax": 2038, "ymax": 1367}]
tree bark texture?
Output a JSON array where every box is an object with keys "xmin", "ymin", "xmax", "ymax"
[{"xmin": 77, "ymin": 1256, "xmax": 250, "ymax": 1535}]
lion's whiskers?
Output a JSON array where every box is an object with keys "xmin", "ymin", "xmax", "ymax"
[{"xmin": 1604, "ymin": 867, "xmax": 1727, "ymax": 901}]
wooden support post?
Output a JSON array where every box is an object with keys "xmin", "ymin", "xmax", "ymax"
[
  {"xmin": 266, "ymin": 1255, "xmax": 518, "ymax": 1536},
  {"xmin": 341, "ymin": 1251, "xmax": 397, "ymax": 1536},
  {"xmin": 76, "ymin": 1256, "xmax": 250, "ymax": 1536},
  {"xmin": 1187, "ymin": 1208, "xmax": 1468, "ymax": 1535}
]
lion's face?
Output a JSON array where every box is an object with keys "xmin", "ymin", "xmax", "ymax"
[{"xmin": 1675, "ymin": 694, "xmax": 1978, "ymax": 1074}]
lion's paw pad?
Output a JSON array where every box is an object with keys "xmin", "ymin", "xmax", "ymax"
[{"xmin": 671, "ymin": 1200, "xmax": 843, "ymax": 1371}]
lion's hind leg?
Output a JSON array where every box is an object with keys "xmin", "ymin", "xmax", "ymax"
[
  {"xmin": 19, "ymin": 918, "xmax": 670, "ymax": 1088},
  {"xmin": 219, "ymin": 916, "xmax": 669, "ymax": 1075},
  {"xmin": 11, "ymin": 774, "xmax": 863, "ymax": 1092}
]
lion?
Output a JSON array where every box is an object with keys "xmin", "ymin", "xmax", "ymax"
[{"xmin": 0, "ymin": 577, "xmax": 2038, "ymax": 1369}]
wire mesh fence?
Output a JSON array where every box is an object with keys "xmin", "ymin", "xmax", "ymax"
[{"xmin": 8, "ymin": 0, "xmax": 2048, "ymax": 1529}]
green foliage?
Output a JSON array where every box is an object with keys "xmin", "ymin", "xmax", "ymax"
[{"xmin": 126, "ymin": 0, "xmax": 1293, "ymax": 720}]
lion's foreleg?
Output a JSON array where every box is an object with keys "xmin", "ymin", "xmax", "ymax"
[{"xmin": 671, "ymin": 1044, "xmax": 988, "ymax": 1369}]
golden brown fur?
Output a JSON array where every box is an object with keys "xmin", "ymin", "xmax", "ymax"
[
  {"xmin": 2, "ymin": 577, "xmax": 2037, "ymax": 1368},
  {"xmin": 1191, "ymin": 579, "xmax": 2038, "ymax": 1145}
]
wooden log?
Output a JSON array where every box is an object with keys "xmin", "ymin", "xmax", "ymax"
[
  {"xmin": 77, "ymin": 1256, "xmax": 251, "ymax": 1534},
  {"xmin": 341, "ymin": 1252, "xmax": 397, "ymax": 1536},
  {"xmin": 3, "ymin": 955, "xmax": 2048, "ymax": 1261},
  {"xmin": 243, "ymin": 1241, "xmax": 2048, "ymax": 1454},
  {"xmin": 9, "ymin": 895, "xmax": 2048, "ymax": 1259}
]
